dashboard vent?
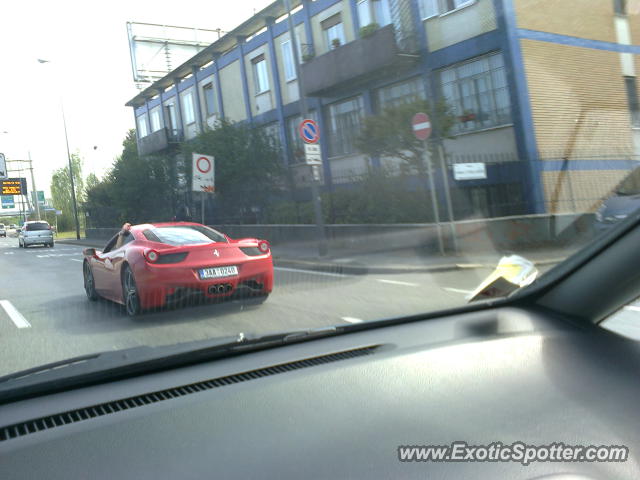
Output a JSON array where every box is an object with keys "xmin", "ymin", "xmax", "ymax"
[{"xmin": 0, "ymin": 345, "xmax": 380, "ymax": 442}]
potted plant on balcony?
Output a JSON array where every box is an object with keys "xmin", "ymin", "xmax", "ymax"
[
  {"xmin": 302, "ymin": 52, "xmax": 315, "ymax": 62},
  {"xmin": 331, "ymin": 38, "xmax": 341, "ymax": 49},
  {"xmin": 458, "ymin": 110, "xmax": 476, "ymax": 123},
  {"xmin": 359, "ymin": 23, "xmax": 379, "ymax": 38}
]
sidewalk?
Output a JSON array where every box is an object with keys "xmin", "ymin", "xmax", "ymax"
[{"xmin": 57, "ymin": 238, "xmax": 574, "ymax": 275}]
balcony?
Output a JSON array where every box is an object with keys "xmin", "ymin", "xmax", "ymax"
[
  {"xmin": 300, "ymin": 25, "xmax": 419, "ymax": 97},
  {"xmin": 137, "ymin": 128, "xmax": 183, "ymax": 156}
]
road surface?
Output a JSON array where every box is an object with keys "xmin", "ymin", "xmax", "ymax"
[{"xmin": 0, "ymin": 235, "xmax": 632, "ymax": 376}]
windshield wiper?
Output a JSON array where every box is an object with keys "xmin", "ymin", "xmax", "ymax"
[{"xmin": 0, "ymin": 326, "xmax": 340, "ymax": 404}]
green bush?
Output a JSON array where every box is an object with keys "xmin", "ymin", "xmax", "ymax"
[{"xmin": 265, "ymin": 169, "xmax": 436, "ymax": 225}]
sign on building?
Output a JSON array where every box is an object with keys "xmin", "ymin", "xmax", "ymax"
[
  {"xmin": 192, "ymin": 153, "xmax": 215, "ymax": 192},
  {"xmin": 453, "ymin": 163, "xmax": 487, "ymax": 181}
]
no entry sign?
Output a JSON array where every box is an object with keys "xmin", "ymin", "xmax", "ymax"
[{"xmin": 412, "ymin": 112, "xmax": 432, "ymax": 141}]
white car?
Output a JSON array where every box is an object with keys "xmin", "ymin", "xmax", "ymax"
[{"xmin": 18, "ymin": 221, "xmax": 54, "ymax": 248}]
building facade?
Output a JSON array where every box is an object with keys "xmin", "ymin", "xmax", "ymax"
[{"xmin": 126, "ymin": 0, "xmax": 640, "ymax": 219}]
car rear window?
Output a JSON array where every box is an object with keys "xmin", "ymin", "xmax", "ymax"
[
  {"xmin": 25, "ymin": 222, "xmax": 50, "ymax": 231},
  {"xmin": 143, "ymin": 225, "xmax": 227, "ymax": 246}
]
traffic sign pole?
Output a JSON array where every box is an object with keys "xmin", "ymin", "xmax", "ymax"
[
  {"xmin": 413, "ymin": 113, "xmax": 443, "ymax": 255},
  {"xmin": 423, "ymin": 140, "xmax": 444, "ymax": 256},
  {"xmin": 284, "ymin": 0, "xmax": 327, "ymax": 257}
]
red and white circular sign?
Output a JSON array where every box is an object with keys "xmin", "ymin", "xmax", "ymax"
[
  {"xmin": 196, "ymin": 156, "xmax": 212, "ymax": 174},
  {"xmin": 412, "ymin": 112, "xmax": 432, "ymax": 141}
]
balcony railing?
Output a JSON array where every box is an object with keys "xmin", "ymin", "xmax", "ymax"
[
  {"xmin": 138, "ymin": 127, "xmax": 183, "ymax": 156},
  {"xmin": 300, "ymin": 25, "xmax": 418, "ymax": 97}
]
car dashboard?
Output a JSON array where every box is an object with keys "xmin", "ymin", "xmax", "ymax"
[{"xmin": 1, "ymin": 306, "xmax": 639, "ymax": 479}]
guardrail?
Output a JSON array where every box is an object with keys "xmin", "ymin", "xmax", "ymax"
[{"xmin": 86, "ymin": 213, "xmax": 596, "ymax": 254}]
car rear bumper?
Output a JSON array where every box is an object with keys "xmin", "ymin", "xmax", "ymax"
[
  {"xmin": 22, "ymin": 236, "xmax": 53, "ymax": 245},
  {"xmin": 136, "ymin": 257, "xmax": 274, "ymax": 309}
]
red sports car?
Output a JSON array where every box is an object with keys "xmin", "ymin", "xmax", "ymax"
[{"xmin": 82, "ymin": 222, "xmax": 273, "ymax": 316}]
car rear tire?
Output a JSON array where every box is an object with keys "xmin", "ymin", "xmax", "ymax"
[
  {"xmin": 83, "ymin": 262, "xmax": 98, "ymax": 302},
  {"xmin": 122, "ymin": 265, "xmax": 141, "ymax": 317}
]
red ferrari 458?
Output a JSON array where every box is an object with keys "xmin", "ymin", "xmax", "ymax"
[{"xmin": 82, "ymin": 222, "xmax": 273, "ymax": 316}]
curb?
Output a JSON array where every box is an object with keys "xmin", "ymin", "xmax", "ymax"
[
  {"xmin": 274, "ymin": 258, "xmax": 476, "ymax": 275},
  {"xmin": 57, "ymin": 239, "xmax": 102, "ymax": 248},
  {"xmin": 56, "ymin": 240, "xmax": 563, "ymax": 274}
]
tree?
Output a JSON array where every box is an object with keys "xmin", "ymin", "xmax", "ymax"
[
  {"xmin": 355, "ymin": 98, "xmax": 455, "ymax": 176},
  {"xmin": 181, "ymin": 119, "xmax": 284, "ymax": 223},
  {"xmin": 84, "ymin": 129, "xmax": 179, "ymax": 226},
  {"xmin": 50, "ymin": 153, "xmax": 84, "ymax": 231},
  {"xmin": 85, "ymin": 173, "xmax": 99, "ymax": 194}
]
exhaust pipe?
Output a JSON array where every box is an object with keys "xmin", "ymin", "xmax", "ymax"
[{"xmin": 208, "ymin": 284, "xmax": 233, "ymax": 295}]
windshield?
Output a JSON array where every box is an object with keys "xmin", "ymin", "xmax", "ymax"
[
  {"xmin": 1, "ymin": 0, "xmax": 640, "ymax": 380},
  {"xmin": 24, "ymin": 222, "xmax": 50, "ymax": 231},
  {"xmin": 144, "ymin": 225, "xmax": 227, "ymax": 246}
]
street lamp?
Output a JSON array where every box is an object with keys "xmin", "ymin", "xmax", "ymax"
[{"xmin": 38, "ymin": 59, "xmax": 81, "ymax": 240}]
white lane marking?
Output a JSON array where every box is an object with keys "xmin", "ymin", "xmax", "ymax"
[
  {"xmin": 70, "ymin": 258, "xmax": 83, "ymax": 262},
  {"xmin": 3, "ymin": 252, "xmax": 14, "ymax": 255},
  {"xmin": 342, "ymin": 316, "xmax": 363, "ymax": 323},
  {"xmin": 36, "ymin": 253, "xmax": 82, "ymax": 258},
  {"xmin": 274, "ymin": 267, "xmax": 349, "ymax": 278},
  {"xmin": 376, "ymin": 279, "xmax": 419, "ymax": 287},
  {"xmin": 623, "ymin": 305, "xmax": 640, "ymax": 312},
  {"xmin": 443, "ymin": 287, "xmax": 473, "ymax": 294},
  {"xmin": 0, "ymin": 300, "xmax": 31, "ymax": 329}
]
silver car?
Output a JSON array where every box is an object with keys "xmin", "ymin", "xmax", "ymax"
[
  {"xmin": 0, "ymin": 224, "xmax": 6, "ymax": 238},
  {"xmin": 19, "ymin": 221, "xmax": 54, "ymax": 248}
]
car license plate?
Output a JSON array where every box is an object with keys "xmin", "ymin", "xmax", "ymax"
[{"xmin": 199, "ymin": 265, "xmax": 239, "ymax": 279}]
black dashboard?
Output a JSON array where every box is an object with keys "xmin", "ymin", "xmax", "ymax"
[{"xmin": 1, "ymin": 306, "xmax": 639, "ymax": 479}]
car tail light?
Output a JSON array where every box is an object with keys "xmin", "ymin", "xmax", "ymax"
[
  {"xmin": 258, "ymin": 241, "xmax": 270, "ymax": 254},
  {"xmin": 144, "ymin": 249, "xmax": 159, "ymax": 263},
  {"xmin": 156, "ymin": 252, "xmax": 188, "ymax": 264}
]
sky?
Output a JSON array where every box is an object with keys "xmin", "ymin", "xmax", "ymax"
[{"xmin": 0, "ymin": 0, "xmax": 273, "ymax": 205}]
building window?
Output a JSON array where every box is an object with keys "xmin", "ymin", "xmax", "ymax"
[
  {"xmin": 281, "ymin": 40, "xmax": 297, "ymax": 82},
  {"xmin": 322, "ymin": 14, "xmax": 346, "ymax": 50},
  {"xmin": 260, "ymin": 122, "xmax": 282, "ymax": 151},
  {"xmin": 358, "ymin": 0, "xmax": 391, "ymax": 27},
  {"xmin": 203, "ymin": 83, "xmax": 216, "ymax": 117},
  {"xmin": 137, "ymin": 114, "xmax": 148, "ymax": 137},
  {"xmin": 439, "ymin": 52, "xmax": 511, "ymax": 134},
  {"xmin": 625, "ymin": 76, "xmax": 640, "ymax": 127},
  {"xmin": 252, "ymin": 55, "xmax": 270, "ymax": 94},
  {"xmin": 376, "ymin": 77, "xmax": 426, "ymax": 110},
  {"xmin": 150, "ymin": 109, "xmax": 161, "ymax": 132},
  {"xmin": 419, "ymin": 0, "xmax": 474, "ymax": 18},
  {"xmin": 165, "ymin": 104, "xmax": 177, "ymax": 132},
  {"xmin": 327, "ymin": 97, "xmax": 364, "ymax": 157},
  {"xmin": 443, "ymin": 0, "xmax": 475, "ymax": 13},
  {"xmin": 418, "ymin": 0, "xmax": 439, "ymax": 18},
  {"xmin": 614, "ymin": 0, "xmax": 627, "ymax": 15},
  {"xmin": 182, "ymin": 91, "xmax": 195, "ymax": 125}
]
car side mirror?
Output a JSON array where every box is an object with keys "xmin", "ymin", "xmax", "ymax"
[{"xmin": 83, "ymin": 248, "xmax": 97, "ymax": 257}]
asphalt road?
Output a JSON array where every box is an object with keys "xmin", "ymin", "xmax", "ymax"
[{"xmin": 0, "ymin": 234, "xmax": 635, "ymax": 377}]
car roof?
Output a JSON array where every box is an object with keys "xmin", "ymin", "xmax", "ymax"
[{"xmin": 131, "ymin": 222, "xmax": 203, "ymax": 233}]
